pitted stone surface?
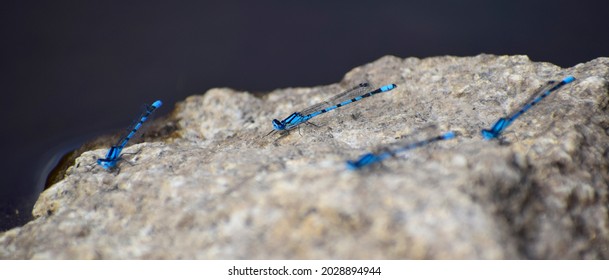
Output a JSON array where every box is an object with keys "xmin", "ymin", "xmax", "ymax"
[{"xmin": 1, "ymin": 55, "xmax": 608, "ymax": 259}]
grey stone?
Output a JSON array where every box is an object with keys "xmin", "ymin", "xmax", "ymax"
[{"xmin": 1, "ymin": 54, "xmax": 608, "ymax": 259}]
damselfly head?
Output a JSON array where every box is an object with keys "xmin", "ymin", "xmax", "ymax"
[
  {"xmin": 345, "ymin": 160, "xmax": 359, "ymax": 170},
  {"xmin": 443, "ymin": 131, "xmax": 457, "ymax": 139},
  {"xmin": 346, "ymin": 153, "xmax": 378, "ymax": 170},
  {"xmin": 97, "ymin": 158, "xmax": 116, "ymax": 170},
  {"xmin": 272, "ymin": 119, "xmax": 285, "ymax": 130}
]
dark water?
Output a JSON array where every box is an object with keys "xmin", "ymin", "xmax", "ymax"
[{"xmin": 1, "ymin": 0, "xmax": 608, "ymax": 231}]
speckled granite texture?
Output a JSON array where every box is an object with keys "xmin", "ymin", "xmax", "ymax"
[{"xmin": 2, "ymin": 55, "xmax": 608, "ymax": 259}]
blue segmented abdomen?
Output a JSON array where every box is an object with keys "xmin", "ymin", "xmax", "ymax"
[
  {"xmin": 481, "ymin": 76, "xmax": 575, "ymax": 140},
  {"xmin": 303, "ymin": 83, "xmax": 398, "ymax": 120},
  {"xmin": 97, "ymin": 99, "xmax": 163, "ymax": 169},
  {"xmin": 347, "ymin": 131, "xmax": 457, "ymax": 170},
  {"xmin": 271, "ymin": 83, "xmax": 398, "ymax": 132}
]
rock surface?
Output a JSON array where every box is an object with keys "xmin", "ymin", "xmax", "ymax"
[{"xmin": 1, "ymin": 55, "xmax": 608, "ymax": 259}]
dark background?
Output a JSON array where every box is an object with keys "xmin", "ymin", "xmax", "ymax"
[{"xmin": 1, "ymin": 0, "xmax": 607, "ymax": 231}]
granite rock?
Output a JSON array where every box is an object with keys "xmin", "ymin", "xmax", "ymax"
[{"xmin": 2, "ymin": 55, "xmax": 608, "ymax": 259}]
